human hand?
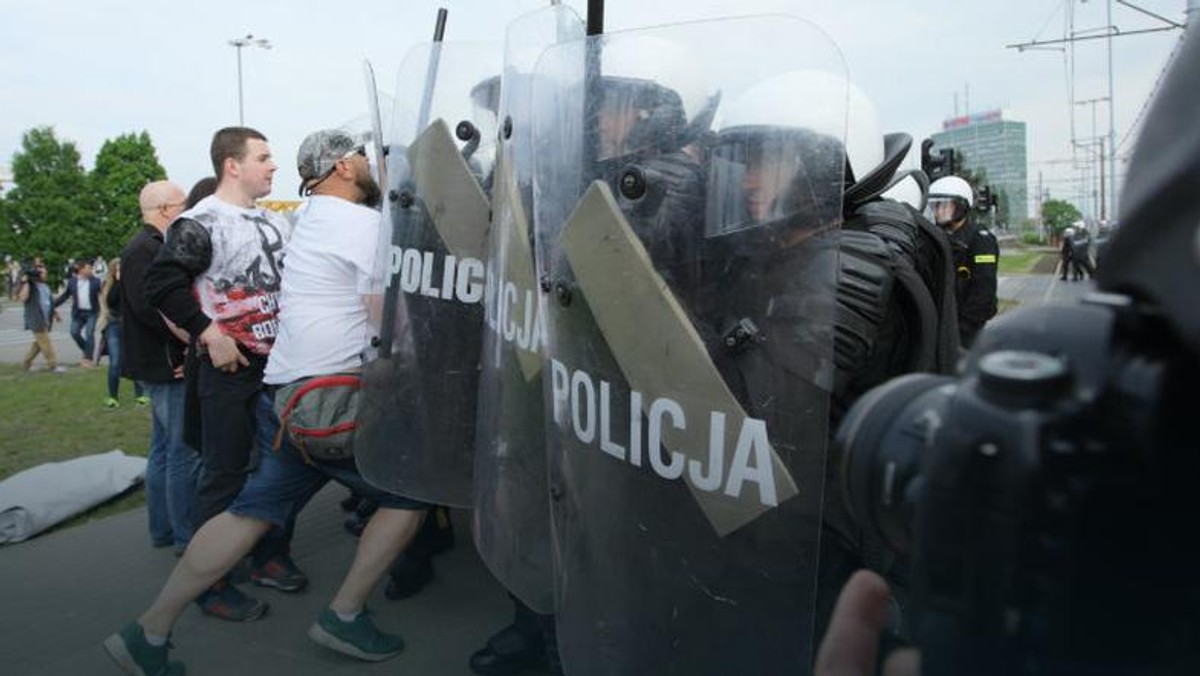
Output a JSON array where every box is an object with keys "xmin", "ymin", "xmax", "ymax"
[
  {"xmin": 815, "ymin": 571, "xmax": 920, "ymax": 676},
  {"xmin": 200, "ymin": 324, "xmax": 248, "ymax": 373}
]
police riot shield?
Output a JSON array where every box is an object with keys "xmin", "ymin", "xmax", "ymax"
[
  {"xmin": 472, "ymin": 5, "xmax": 584, "ymax": 613},
  {"xmin": 355, "ymin": 39, "xmax": 502, "ymax": 507},
  {"xmin": 532, "ymin": 17, "xmax": 847, "ymax": 674},
  {"xmin": 362, "ymin": 60, "xmax": 390, "ymax": 193}
]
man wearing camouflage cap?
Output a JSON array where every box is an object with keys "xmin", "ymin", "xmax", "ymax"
[{"xmin": 104, "ymin": 129, "xmax": 426, "ymax": 675}]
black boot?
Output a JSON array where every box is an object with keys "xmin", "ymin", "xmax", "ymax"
[
  {"xmin": 468, "ymin": 623, "xmax": 546, "ymax": 675},
  {"xmin": 384, "ymin": 551, "xmax": 435, "ymax": 600},
  {"xmin": 343, "ymin": 497, "xmax": 378, "ymax": 537}
]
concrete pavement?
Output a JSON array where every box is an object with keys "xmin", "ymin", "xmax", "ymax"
[
  {"xmin": 0, "ymin": 485, "xmax": 515, "ymax": 676},
  {"xmin": 0, "ymin": 297, "xmax": 86, "ymax": 367}
]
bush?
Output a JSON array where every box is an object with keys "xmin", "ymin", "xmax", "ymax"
[{"xmin": 1020, "ymin": 231, "xmax": 1046, "ymax": 246}]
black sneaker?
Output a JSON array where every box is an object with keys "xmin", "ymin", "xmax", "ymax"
[
  {"xmin": 250, "ymin": 553, "xmax": 309, "ymax": 593},
  {"xmin": 102, "ymin": 620, "xmax": 185, "ymax": 675},
  {"xmin": 384, "ymin": 553, "xmax": 434, "ymax": 600},
  {"xmin": 196, "ymin": 581, "xmax": 269, "ymax": 622}
]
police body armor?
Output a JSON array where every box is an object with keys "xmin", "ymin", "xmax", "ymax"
[
  {"xmin": 355, "ymin": 39, "xmax": 502, "ymax": 507},
  {"xmin": 472, "ymin": 4, "xmax": 585, "ymax": 614},
  {"xmin": 531, "ymin": 17, "xmax": 846, "ymax": 674}
]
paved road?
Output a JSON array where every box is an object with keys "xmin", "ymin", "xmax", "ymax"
[
  {"xmin": 998, "ymin": 272, "xmax": 1098, "ymax": 309},
  {"xmin": 0, "ymin": 297, "xmax": 84, "ymax": 366},
  {"xmin": 0, "ymin": 486, "xmax": 513, "ymax": 676}
]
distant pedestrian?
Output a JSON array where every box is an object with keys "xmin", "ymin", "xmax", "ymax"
[
  {"xmin": 93, "ymin": 253, "xmax": 110, "ymax": 284},
  {"xmin": 96, "ymin": 258, "xmax": 148, "ymax": 409},
  {"xmin": 17, "ymin": 259, "xmax": 66, "ymax": 373},
  {"xmin": 5, "ymin": 256, "xmax": 19, "ymax": 299},
  {"xmin": 54, "ymin": 259, "xmax": 102, "ymax": 367},
  {"xmin": 1070, "ymin": 227, "xmax": 1095, "ymax": 281},
  {"xmin": 1058, "ymin": 227, "xmax": 1073, "ymax": 281}
]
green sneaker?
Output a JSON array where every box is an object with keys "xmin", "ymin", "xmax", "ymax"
[
  {"xmin": 104, "ymin": 397, "xmax": 120, "ymax": 409},
  {"xmin": 102, "ymin": 621, "xmax": 185, "ymax": 675},
  {"xmin": 307, "ymin": 608, "xmax": 404, "ymax": 662},
  {"xmin": 135, "ymin": 395, "xmax": 151, "ymax": 407}
]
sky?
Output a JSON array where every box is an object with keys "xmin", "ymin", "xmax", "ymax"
[{"xmin": 0, "ymin": 0, "xmax": 1188, "ymax": 219}]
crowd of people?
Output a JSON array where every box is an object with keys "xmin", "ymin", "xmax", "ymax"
[
  {"xmin": 93, "ymin": 100, "xmax": 1002, "ymax": 676},
  {"xmin": 10, "ymin": 18, "xmax": 1013, "ymax": 676},
  {"xmin": 46, "ymin": 58, "xmax": 1005, "ymax": 676}
]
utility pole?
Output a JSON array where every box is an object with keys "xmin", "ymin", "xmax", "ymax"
[
  {"xmin": 1008, "ymin": 1, "xmax": 1185, "ymax": 221},
  {"xmin": 1106, "ymin": 0, "xmax": 1116, "ymax": 221},
  {"xmin": 228, "ymin": 34, "xmax": 272, "ymax": 126}
]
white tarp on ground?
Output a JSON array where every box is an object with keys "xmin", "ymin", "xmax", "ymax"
[{"xmin": 0, "ymin": 450, "xmax": 146, "ymax": 544}]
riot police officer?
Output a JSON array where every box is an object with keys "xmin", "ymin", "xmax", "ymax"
[{"xmin": 927, "ymin": 176, "xmax": 998, "ymax": 347}]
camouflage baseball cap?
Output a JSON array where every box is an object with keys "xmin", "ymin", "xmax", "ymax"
[{"xmin": 297, "ymin": 129, "xmax": 364, "ymax": 195}]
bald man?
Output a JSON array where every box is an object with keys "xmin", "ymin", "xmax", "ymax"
[{"xmin": 121, "ymin": 180, "xmax": 199, "ymax": 553}]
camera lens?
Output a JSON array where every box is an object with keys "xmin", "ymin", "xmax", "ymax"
[{"xmin": 836, "ymin": 373, "xmax": 954, "ymax": 555}]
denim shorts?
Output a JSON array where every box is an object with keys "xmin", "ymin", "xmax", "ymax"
[{"xmin": 227, "ymin": 392, "xmax": 429, "ymax": 528}]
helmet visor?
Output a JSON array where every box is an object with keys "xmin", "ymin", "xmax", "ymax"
[{"xmin": 705, "ymin": 130, "xmax": 843, "ymax": 237}]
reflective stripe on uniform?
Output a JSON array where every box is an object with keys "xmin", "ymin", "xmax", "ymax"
[{"xmin": 974, "ymin": 254, "xmax": 997, "ymax": 264}]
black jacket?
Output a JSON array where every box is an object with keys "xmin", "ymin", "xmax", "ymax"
[
  {"xmin": 121, "ymin": 224, "xmax": 186, "ymax": 383},
  {"xmin": 948, "ymin": 219, "xmax": 999, "ymax": 347},
  {"xmin": 54, "ymin": 275, "xmax": 101, "ymax": 314}
]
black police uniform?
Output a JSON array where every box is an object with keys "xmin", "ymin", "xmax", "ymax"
[{"xmin": 947, "ymin": 218, "xmax": 998, "ymax": 347}]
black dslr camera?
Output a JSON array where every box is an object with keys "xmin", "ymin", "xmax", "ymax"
[
  {"xmin": 834, "ymin": 19, "xmax": 1200, "ymax": 675},
  {"xmin": 836, "ymin": 296, "xmax": 1199, "ymax": 675}
]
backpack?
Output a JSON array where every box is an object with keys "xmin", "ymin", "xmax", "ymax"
[{"xmin": 272, "ymin": 374, "xmax": 362, "ymax": 463}]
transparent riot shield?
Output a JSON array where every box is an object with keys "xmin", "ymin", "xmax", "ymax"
[
  {"xmin": 531, "ymin": 17, "xmax": 848, "ymax": 674},
  {"xmin": 362, "ymin": 60, "xmax": 390, "ymax": 193},
  {"xmin": 472, "ymin": 4, "xmax": 584, "ymax": 614},
  {"xmin": 355, "ymin": 40, "xmax": 502, "ymax": 507}
]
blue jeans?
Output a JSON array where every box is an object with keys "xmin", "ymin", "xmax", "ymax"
[
  {"xmin": 69, "ymin": 310, "xmax": 97, "ymax": 360},
  {"xmin": 104, "ymin": 322, "xmax": 144, "ymax": 399},
  {"xmin": 144, "ymin": 380, "xmax": 200, "ymax": 547}
]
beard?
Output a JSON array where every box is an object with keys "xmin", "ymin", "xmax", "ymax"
[{"xmin": 356, "ymin": 171, "xmax": 383, "ymax": 209}]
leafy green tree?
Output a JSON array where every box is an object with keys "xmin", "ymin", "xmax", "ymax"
[
  {"xmin": 1041, "ymin": 198, "xmax": 1082, "ymax": 238},
  {"xmin": 3, "ymin": 127, "xmax": 90, "ymax": 286},
  {"xmin": 91, "ymin": 131, "xmax": 166, "ymax": 259}
]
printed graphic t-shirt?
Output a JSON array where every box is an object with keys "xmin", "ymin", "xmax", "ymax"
[{"xmin": 184, "ymin": 195, "xmax": 293, "ymax": 356}]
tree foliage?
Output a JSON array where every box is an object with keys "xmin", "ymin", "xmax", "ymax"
[
  {"xmin": 1, "ymin": 126, "xmax": 164, "ymax": 285},
  {"xmin": 92, "ymin": 132, "xmax": 166, "ymax": 256},
  {"xmin": 3, "ymin": 127, "xmax": 90, "ymax": 285},
  {"xmin": 1041, "ymin": 198, "xmax": 1082, "ymax": 238}
]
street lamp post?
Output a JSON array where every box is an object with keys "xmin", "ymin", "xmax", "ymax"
[{"xmin": 228, "ymin": 34, "xmax": 271, "ymax": 126}]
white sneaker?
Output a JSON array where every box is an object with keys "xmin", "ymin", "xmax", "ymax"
[{"xmin": 50, "ymin": 366, "xmax": 67, "ymax": 373}]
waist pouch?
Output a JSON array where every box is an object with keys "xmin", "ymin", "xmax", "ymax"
[{"xmin": 272, "ymin": 373, "xmax": 361, "ymax": 463}]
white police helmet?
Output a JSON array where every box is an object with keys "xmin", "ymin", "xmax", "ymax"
[{"xmin": 926, "ymin": 175, "xmax": 974, "ymax": 226}]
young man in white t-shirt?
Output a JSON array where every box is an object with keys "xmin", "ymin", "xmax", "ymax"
[
  {"xmin": 140, "ymin": 127, "xmax": 305, "ymax": 623},
  {"xmin": 105, "ymin": 130, "xmax": 428, "ymax": 675}
]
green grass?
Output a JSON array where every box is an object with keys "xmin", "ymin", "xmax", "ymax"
[
  {"xmin": 0, "ymin": 362, "xmax": 152, "ymax": 527},
  {"xmin": 998, "ymin": 249, "xmax": 1049, "ymax": 275}
]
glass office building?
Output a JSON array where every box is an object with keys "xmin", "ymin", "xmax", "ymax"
[{"xmin": 930, "ymin": 110, "xmax": 1028, "ymax": 226}]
